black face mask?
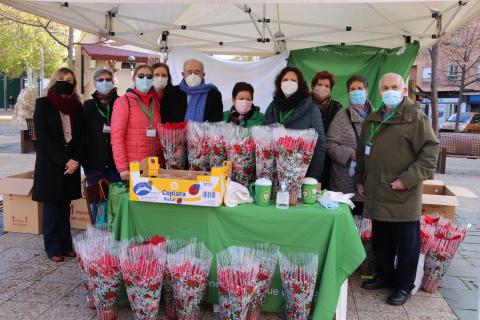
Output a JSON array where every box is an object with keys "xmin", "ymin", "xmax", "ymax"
[{"xmin": 54, "ymin": 81, "xmax": 74, "ymax": 95}]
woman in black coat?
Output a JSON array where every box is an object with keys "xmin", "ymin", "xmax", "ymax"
[
  {"xmin": 82, "ymin": 68, "xmax": 121, "ymax": 184},
  {"xmin": 32, "ymin": 67, "xmax": 83, "ymax": 262}
]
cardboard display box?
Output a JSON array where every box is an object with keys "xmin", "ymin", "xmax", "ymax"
[
  {"xmin": 0, "ymin": 171, "xmax": 91, "ymax": 234},
  {"xmin": 0, "ymin": 172, "xmax": 42, "ymax": 234},
  {"xmin": 422, "ymin": 180, "xmax": 477, "ymax": 220},
  {"xmin": 130, "ymin": 157, "xmax": 232, "ymax": 207}
]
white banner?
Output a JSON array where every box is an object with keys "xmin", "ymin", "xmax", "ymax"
[{"xmin": 167, "ymin": 47, "xmax": 289, "ymax": 112}]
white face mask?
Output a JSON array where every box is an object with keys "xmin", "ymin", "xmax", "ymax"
[
  {"xmin": 153, "ymin": 76, "xmax": 168, "ymax": 90},
  {"xmin": 235, "ymin": 99, "xmax": 253, "ymax": 115},
  {"xmin": 185, "ymin": 74, "xmax": 202, "ymax": 87},
  {"xmin": 313, "ymin": 85, "xmax": 331, "ymax": 100},
  {"xmin": 281, "ymin": 80, "xmax": 298, "ymax": 97}
]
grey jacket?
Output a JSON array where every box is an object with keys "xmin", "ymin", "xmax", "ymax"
[{"xmin": 263, "ymin": 96, "xmax": 326, "ymax": 181}]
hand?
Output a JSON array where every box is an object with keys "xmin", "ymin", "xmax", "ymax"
[
  {"xmin": 64, "ymin": 159, "xmax": 79, "ymax": 175},
  {"xmin": 120, "ymin": 170, "xmax": 130, "ymax": 181},
  {"xmin": 390, "ymin": 179, "xmax": 407, "ymax": 191},
  {"xmin": 356, "ymin": 184, "xmax": 365, "ymax": 198},
  {"xmin": 351, "ymin": 152, "xmax": 357, "ymax": 161}
]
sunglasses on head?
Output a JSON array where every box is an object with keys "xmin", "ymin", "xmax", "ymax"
[
  {"xmin": 137, "ymin": 74, "xmax": 153, "ymax": 80},
  {"xmin": 96, "ymin": 78, "xmax": 112, "ymax": 82}
]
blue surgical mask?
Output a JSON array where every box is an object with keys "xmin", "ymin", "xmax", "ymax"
[
  {"xmin": 382, "ymin": 90, "xmax": 403, "ymax": 108},
  {"xmin": 135, "ymin": 77, "xmax": 153, "ymax": 93},
  {"xmin": 95, "ymin": 80, "xmax": 113, "ymax": 94},
  {"xmin": 349, "ymin": 90, "xmax": 367, "ymax": 106}
]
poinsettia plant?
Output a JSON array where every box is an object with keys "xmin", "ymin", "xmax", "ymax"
[{"xmin": 158, "ymin": 122, "xmax": 188, "ymax": 170}]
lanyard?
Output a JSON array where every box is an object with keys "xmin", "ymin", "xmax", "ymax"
[
  {"xmin": 279, "ymin": 109, "xmax": 295, "ymax": 124},
  {"xmin": 367, "ymin": 108, "xmax": 398, "ymax": 145},
  {"xmin": 136, "ymin": 98, "xmax": 155, "ymax": 127},
  {"xmin": 96, "ymin": 102, "xmax": 112, "ymax": 125}
]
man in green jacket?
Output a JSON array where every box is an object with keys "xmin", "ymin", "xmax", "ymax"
[{"xmin": 355, "ymin": 73, "xmax": 439, "ymax": 306}]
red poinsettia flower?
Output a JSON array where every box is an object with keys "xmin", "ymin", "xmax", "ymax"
[
  {"xmin": 261, "ymin": 149, "xmax": 271, "ymax": 159},
  {"xmin": 124, "ymin": 278, "xmax": 131, "ymax": 287},
  {"xmin": 243, "ymin": 167, "xmax": 252, "ymax": 175},
  {"xmin": 246, "ymin": 286, "xmax": 254, "ymax": 293},
  {"xmin": 213, "ymin": 146, "xmax": 222, "ymax": 155},
  {"xmin": 224, "ymin": 303, "xmax": 231, "ymax": 310},
  {"xmin": 257, "ymin": 273, "xmax": 269, "ymax": 281},
  {"xmin": 292, "ymin": 283, "xmax": 302, "ymax": 294},
  {"xmin": 219, "ymin": 286, "xmax": 228, "ymax": 295},
  {"xmin": 187, "ymin": 279, "xmax": 199, "ymax": 288},
  {"xmin": 436, "ymin": 254, "xmax": 446, "ymax": 261},
  {"xmin": 88, "ymin": 268, "xmax": 97, "ymax": 276},
  {"xmin": 149, "ymin": 283, "xmax": 160, "ymax": 291},
  {"xmin": 234, "ymin": 145, "xmax": 243, "ymax": 155},
  {"xmin": 150, "ymin": 235, "xmax": 165, "ymax": 245},
  {"xmin": 105, "ymin": 292, "xmax": 117, "ymax": 300},
  {"xmin": 303, "ymin": 156, "xmax": 310, "ymax": 165}
]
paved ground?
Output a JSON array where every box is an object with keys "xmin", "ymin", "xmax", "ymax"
[{"xmin": 0, "ymin": 120, "xmax": 478, "ymax": 319}]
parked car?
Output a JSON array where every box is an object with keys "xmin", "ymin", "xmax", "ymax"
[{"xmin": 440, "ymin": 112, "xmax": 480, "ymax": 133}]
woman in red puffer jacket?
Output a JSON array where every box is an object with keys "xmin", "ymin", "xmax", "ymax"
[{"xmin": 111, "ymin": 64, "xmax": 164, "ymax": 180}]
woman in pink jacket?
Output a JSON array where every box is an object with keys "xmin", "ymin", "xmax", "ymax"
[{"xmin": 111, "ymin": 64, "xmax": 163, "ymax": 180}]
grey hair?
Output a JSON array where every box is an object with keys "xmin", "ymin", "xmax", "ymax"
[
  {"xmin": 183, "ymin": 59, "xmax": 204, "ymax": 73},
  {"xmin": 380, "ymin": 72, "xmax": 406, "ymax": 89},
  {"xmin": 93, "ymin": 68, "xmax": 114, "ymax": 81}
]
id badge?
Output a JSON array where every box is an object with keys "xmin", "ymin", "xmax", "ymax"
[
  {"xmin": 365, "ymin": 145, "xmax": 371, "ymax": 155},
  {"xmin": 103, "ymin": 124, "xmax": 111, "ymax": 133},
  {"xmin": 146, "ymin": 128, "xmax": 156, "ymax": 138}
]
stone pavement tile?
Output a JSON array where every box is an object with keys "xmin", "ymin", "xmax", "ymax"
[
  {"xmin": 0, "ymin": 261, "xmax": 20, "ymax": 275},
  {"xmin": 40, "ymin": 265, "xmax": 82, "ymax": 285},
  {"xmin": 458, "ymin": 277, "xmax": 478, "ymax": 290},
  {"xmin": 407, "ymin": 315, "xmax": 458, "ymax": 320},
  {"xmin": 0, "ymin": 300, "xmax": 50, "ymax": 320},
  {"xmin": 466, "ymin": 257, "xmax": 480, "ymax": 267},
  {"xmin": 448, "ymin": 257, "xmax": 474, "ymax": 267},
  {"xmin": 439, "ymin": 288, "xmax": 479, "ymax": 311},
  {"xmin": 462, "ymin": 236, "xmax": 480, "ymax": 244},
  {"xmin": 10, "ymin": 280, "xmax": 75, "ymax": 304},
  {"xmin": 0, "ymin": 262, "xmax": 57, "ymax": 281},
  {"xmin": 19, "ymin": 235, "xmax": 45, "ymax": 250},
  {"xmin": 0, "ymin": 241, "xmax": 14, "ymax": 254},
  {"xmin": 347, "ymin": 308, "xmax": 359, "ymax": 320},
  {"xmin": 460, "ymin": 243, "xmax": 480, "ymax": 252},
  {"xmin": 357, "ymin": 310, "xmax": 408, "ymax": 320},
  {"xmin": 0, "ymin": 247, "xmax": 43, "ymax": 263},
  {"xmin": 414, "ymin": 289, "xmax": 442, "ymax": 298},
  {"xmin": 404, "ymin": 296, "xmax": 457, "ymax": 319},
  {"xmin": 439, "ymin": 276, "xmax": 471, "ymax": 290},
  {"xmin": 459, "ymin": 250, "xmax": 480, "ymax": 259},
  {"xmin": 444, "ymin": 265, "xmax": 479, "ymax": 278},
  {"xmin": 352, "ymin": 289, "xmax": 407, "ymax": 315},
  {"xmin": 0, "ymin": 232, "xmax": 37, "ymax": 245},
  {"xmin": 37, "ymin": 305, "xmax": 96, "ymax": 320},
  {"xmin": 28, "ymin": 254, "xmax": 68, "ymax": 268},
  {"xmin": 453, "ymin": 309, "xmax": 479, "ymax": 320},
  {"xmin": 59, "ymin": 284, "xmax": 91, "ymax": 308},
  {"xmin": 0, "ymin": 279, "xmax": 34, "ymax": 304}
]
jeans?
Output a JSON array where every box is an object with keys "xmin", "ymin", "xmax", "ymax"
[
  {"xmin": 42, "ymin": 200, "xmax": 73, "ymax": 258},
  {"xmin": 372, "ymin": 220, "xmax": 420, "ymax": 292}
]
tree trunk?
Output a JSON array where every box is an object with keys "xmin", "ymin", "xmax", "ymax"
[
  {"xmin": 67, "ymin": 26, "xmax": 74, "ymax": 69},
  {"xmin": 430, "ymin": 44, "xmax": 439, "ymax": 134},
  {"xmin": 455, "ymin": 66, "xmax": 466, "ymax": 132}
]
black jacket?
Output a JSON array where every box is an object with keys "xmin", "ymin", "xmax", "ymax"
[
  {"xmin": 32, "ymin": 97, "xmax": 83, "ymax": 202},
  {"xmin": 161, "ymin": 85, "xmax": 223, "ymax": 123},
  {"xmin": 82, "ymin": 91, "xmax": 119, "ymax": 171}
]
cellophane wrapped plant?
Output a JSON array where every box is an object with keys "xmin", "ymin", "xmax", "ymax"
[
  {"xmin": 119, "ymin": 235, "xmax": 167, "ymax": 320},
  {"xmin": 207, "ymin": 122, "xmax": 228, "ymax": 169},
  {"xmin": 421, "ymin": 217, "xmax": 469, "ymax": 293},
  {"xmin": 246, "ymin": 243, "xmax": 279, "ymax": 320},
  {"xmin": 251, "ymin": 126, "xmax": 277, "ymax": 190},
  {"xmin": 158, "ymin": 122, "xmax": 188, "ymax": 169},
  {"xmin": 74, "ymin": 226, "xmax": 122, "ymax": 320},
  {"xmin": 278, "ymin": 252, "xmax": 319, "ymax": 320},
  {"xmin": 167, "ymin": 240, "xmax": 213, "ymax": 320},
  {"xmin": 217, "ymin": 246, "xmax": 261, "ymax": 320},
  {"xmin": 273, "ymin": 127, "xmax": 318, "ymax": 206},
  {"xmin": 187, "ymin": 122, "xmax": 211, "ymax": 171},
  {"xmin": 225, "ymin": 126, "xmax": 256, "ymax": 187}
]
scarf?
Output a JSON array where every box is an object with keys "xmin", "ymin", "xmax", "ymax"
[
  {"xmin": 273, "ymin": 90, "xmax": 306, "ymax": 112},
  {"xmin": 95, "ymin": 90, "xmax": 115, "ymax": 108},
  {"xmin": 179, "ymin": 79, "xmax": 217, "ymax": 122},
  {"xmin": 133, "ymin": 88, "xmax": 154, "ymax": 106},
  {"xmin": 315, "ymin": 96, "xmax": 332, "ymax": 113},
  {"xmin": 47, "ymin": 87, "xmax": 82, "ymax": 116},
  {"xmin": 351, "ymin": 103, "xmax": 369, "ymax": 119}
]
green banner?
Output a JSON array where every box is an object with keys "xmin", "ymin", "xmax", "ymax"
[{"xmin": 288, "ymin": 42, "xmax": 420, "ymax": 109}]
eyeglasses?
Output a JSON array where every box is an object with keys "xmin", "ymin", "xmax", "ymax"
[
  {"xmin": 137, "ymin": 74, "xmax": 153, "ymax": 80},
  {"xmin": 96, "ymin": 78, "xmax": 113, "ymax": 82}
]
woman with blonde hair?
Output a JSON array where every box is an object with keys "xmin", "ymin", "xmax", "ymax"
[{"xmin": 32, "ymin": 67, "xmax": 83, "ymax": 262}]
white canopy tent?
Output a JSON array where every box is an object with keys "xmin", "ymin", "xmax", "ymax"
[{"xmin": 2, "ymin": 0, "xmax": 480, "ymax": 56}]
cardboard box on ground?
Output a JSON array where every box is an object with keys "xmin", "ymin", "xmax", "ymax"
[
  {"xmin": 422, "ymin": 180, "xmax": 477, "ymax": 220},
  {"xmin": 0, "ymin": 171, "xmax": 91, "ymax": 235}
]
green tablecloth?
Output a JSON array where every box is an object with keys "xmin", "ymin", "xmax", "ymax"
[{"xmin": 110, "ymin": 188, "xmax": 365, "ymax": 320}]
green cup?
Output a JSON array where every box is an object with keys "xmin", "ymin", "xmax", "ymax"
[
  {"xmin": 302, "ymin": 177, "xmax": 318, "ymax": 204},
  {"xmin": 249, "ymin": 178, "xmax": 272, "ymax": 206}
]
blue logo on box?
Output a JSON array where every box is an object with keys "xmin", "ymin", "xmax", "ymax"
[{"xmin": 133, "ymin": 182, "xmax": 152, "ymax": 196}]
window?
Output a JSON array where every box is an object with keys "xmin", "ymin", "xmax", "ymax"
[
  {"xmin": 448, "ymin": 65, "xmax": 458, "ymax": 80},
  {"xmin": 422, "ymin": 67, "xmax": 432, "ymax": 81}
]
